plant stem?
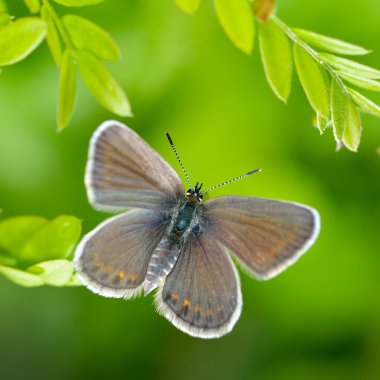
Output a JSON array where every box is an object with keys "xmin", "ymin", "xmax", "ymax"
[{"xmin": 42, "ymin": 0, "xmax": 75, "ymax": 51}]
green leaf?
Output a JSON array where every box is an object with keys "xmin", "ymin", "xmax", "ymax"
[
  {"xmin": 41, "ymin": 4, "xmax": 62, "ymax": 65},
  {"xmin": 0, "ymin": 253, "xmax": 17, "ymax": 267},
  {"xmin": 175, "ymin": 0, "xmax": 202, "ymax": 15},
  {"xmin": 77, "ymin": 50, "xmax": 132, "ymax": 116},
  {"xmin": 0, "ymin": 13, "xmax": 11, "ymax": 28},
  {"xmin": 23, "ymin": 0, "xmax": 40, "ymax": 13},
  {"xmin": 338, "ymin": 72, "xmax": 380, "ymax": 91},
  {"xmin": 316, "ymin": 113, "xmax": 329, "ymax": 134},
  {"xmin": 293, "ymin": 28, "xmax": 370, "ymax": 56},
  {"xmin": 214, "ymin": 0, "xmax": 255, "ymax": 54},
  {"xmin": 0, "ymin": 216, "xmax": 48, "ymax": 258},
  {"xmin": 0, "ymin": 17, "xmax": 47, "ymax": 66},
  {"xmin": 53, "ymin": 0, "xmax": 105, "ymax": 6},
  {"xmin": 0, "ymin": 265, "xmax": 43, "ymax": 287},
  {"xmin": 293, "ymin": 44, "xmax": 330, "ymax": 117},
  {"xmin": 0, "ymin": 0, "xmax": 7, "ymax": 12},
  {"xmin": 319, "ymin": 53, "xmax": 380, "ymax": 79},
  {"xmin": 347, "ymin": 88, "xmax": 380, "ymax": 117},
  {"xmin": 259, "ymin": 19, "xmax": 292, "ymax": 102},
  {"xmin": 63, "ymin": 14, "xmax": 120, "ymax": 61},
  {"xmin": 342, "ymin": 98, "xmax": 362, "ymax": 152},
  {"xmin": 330, "ymin": 77, "xmax": 348, "ymax": 141},
  {"xmin": 19, "ymin": 215, "xmax": 82, "ymax": 264},
  {"xmin": 57, "ymin": 49, "xmax": 76, "ymax": 131},
  {"xmin": 28, "ymin": 259, "xmax": 74, "ymax": 286}
]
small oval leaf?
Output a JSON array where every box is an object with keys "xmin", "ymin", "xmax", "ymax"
[
  {"xmin": 294, "ymin": 44, "xmax": 330, "ymax": 117},
  {"xmin": 293, "ymin": 28, "xmax": 370, "ymax": 56},
  {"xmin": 57, "ymin": 49, "xmax": 76, "ymax": 131},
  {"xmin": 63, "ymin": 14, "xmax": 120, "ymax": 61},
  {"xmin": 28, "ymin": 259, "xmax": 74, "ymax": 286},
  {"xmin": 316, "ymin": 113, "xmax": 329, "ymax": 134},
  {"xmin": 0, "ymin": 265, "xmax": 43, "ymax": 287},
  {"xmin": 19, "ymin": 215, "xmax": 82, "ymax": 264},
  {"xmin": 331, "ymin": 77, "xmax": 347, "ymax": 142},
  {"xmin": 77, "ymin": 50, "xmax": 132, "ymax": 116},
  {"xmin": 23, "ymin": 0, "xmax": 40, "ymax": 13},
  {"xmin": 347, "ymin": 88, "xmax": 380, "ymax": 117},
  {"xmin": 0, "ymin": 216, "xmax": 48, "ymax": 258},
  {"xmin": 259, "ymin": 19, "xmax": 292, "ymax": 102},
  {"xmin": 0, "ymin": 17, "xmax": 47, "ymax": 66},
  {"xmin": 175, "ymin": 0, "xmax": 202, "ymax": 15},
  {"xmin": 53, "ymin": 0, "xmax": 105, "ymax": 6},
  {"xmin": 320, "ymin": 53, "xmax": 380, "ymax": 79},
  {"xmin": 343, "ymin": 98, "xmax": 362, "ymax": 152},
  {"xmin": 338, "ymin": 72, "xmax": 380, "ymax": 92},
  {"xmin": 41, "ymin": 4, "xmax": 62, "ymax": 65},
  {"xmin": 214, "ymin": 0, "xmax": 254, "ymax": 54}
]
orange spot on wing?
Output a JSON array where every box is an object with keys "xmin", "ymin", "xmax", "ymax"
[{"xmin": 170, "ymin": 292, "xmax": 179, "ymax": 301}]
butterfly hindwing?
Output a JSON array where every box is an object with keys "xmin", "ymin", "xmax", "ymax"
[
  {"xmin": 74, "ymin": 209, "xmax": 171, "ymax": 298},
  {"xmin": 204, "ymin": 196, "xmax": 320, "ymax": 280},
  {"xmin": 86, "ymin": 120, "xmax": 184, "ymax": 212},
  {"xmin": 156, "ymin": 229, "xmax": 242, "ymax": 339}
]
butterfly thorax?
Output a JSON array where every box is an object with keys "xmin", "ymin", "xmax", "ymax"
[{"xmin": 143, "ymin": 197, "xmax": 203, "ymax": 295}]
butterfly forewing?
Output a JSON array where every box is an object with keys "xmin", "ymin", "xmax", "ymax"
[
  {"xmin": 86, "ymin": 121, "xmax": 184, "ymax": 211},
  {"xmin": 204, "ymin": 196, "xmax": 320, "ymax": 280},
  {"xmin": 74, "ymin": 209, "xmax": 171, "ymax": 298},
  {"xmin": 156, "ymin": 230, "xmax": 242, "ymax": 339}
]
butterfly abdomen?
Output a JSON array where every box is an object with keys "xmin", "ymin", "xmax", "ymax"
[{"xmin": 143, "ymin": 200, "xmax": 203, "ymax": 295}]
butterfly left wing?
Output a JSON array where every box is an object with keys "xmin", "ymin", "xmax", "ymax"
[
  {"xmin": 204, "ymin": 196, "xmax": 320, "ymax": 280},
  {"xmin": 155, "ymin": 231, "xmax": 242, "ymax": 339},
  {"xmin": 74, "ymin": 209, "xmax": 170, "ymax": 298}
]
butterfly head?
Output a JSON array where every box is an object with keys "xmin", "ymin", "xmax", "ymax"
[{"xmin": 186, "ymin": 182, "xmax": 203, "ymax": 204}]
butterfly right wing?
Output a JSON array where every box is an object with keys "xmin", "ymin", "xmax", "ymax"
[
  {"xmin": 86, "ymin": 120, "xmax": 184, "ymax": 212},
  {"xmin": 74, "ymin": 209, "xmax": 171, "ymax": 298}
]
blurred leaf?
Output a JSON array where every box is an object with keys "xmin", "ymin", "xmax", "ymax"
[
  {"xmin": 0, "ymin": 265, "xmax": 43, "ymax": 287},
  {"xmin": 53, "ymin": 0, "xmax": 105, "ymax": 6},
  {"xmin": 348, "ymin": 87, "xmax": 380, "ymax": 117},
  {"xmin": 57, "ymin": 49, "xmax": 76, "ymax": 131},
  {"xmin": 253, "ymin": 0, "xmax": 275, "ymax": 21},
  {"xmin": 259, "ymin": 19, "xmax": 292, "ymax": 102},
  {"xmin": 214, "ymin": 0, "xmax": 255, "ymax": 54},
  {"xmin": 41, "ymin": 4, "xmax": 62, "ymax": 65},
  {"xmin": 175, "ymin": 0, "xmax": 202, "ymax": 15},
  {"xmin": 342, "ymin": 98, "xmax": 362, "ymax": 152},
  {"xmin": 0, "ymin": 216, "xmax": 48, "ymax": 258},
  {"xmin": 77, "ymin": 50, "xmax": 132, "ymax": 116},
  {"xmin": 28, "ymin": 259, "xmax": 75, "ymax": 286},
  {"xmin": 320, "ymin": 53, "xmax": 380, "ymax": 79},
  {"xmin": 0, "ymin": 12, "xmax": 11, "ymax": 27},
  {"xmin": 338, "ymin": 72, "xmax": 380, "ymax": 91},
  {"xmin": 0, "ymin": 17, "xmax": 47, "ymax": 65},
  {"xmin": 0, "ymin": 0, "xmax": 7, "ymax": 12},
  {"xmin": 330, "ymin": 77, "xmax": 347, "ymax": 141},
  {"xmin": 23, "ymin": 0, "xmax": 40, "ymax": 13},
  {"xmin": 63, "ymin": 14, "xmax": 120, "ymax": 61},
  {"xmin": 0, "ymin": 253, "xmax": 17, "ymax": 267},
  {"xmin": 19, "ymin": 215, "xmax": 82, "ymax": 264},
  {"xmin": 293, "ymin": 28, "xmax": 370, "ymax": 55},
  {"xmin": 293, "ymin": 44, "xmax": 330, "ymax": 117},
  {"xmin": 316, "ymin": 113, "xmax": 329, "ymax": 134}
]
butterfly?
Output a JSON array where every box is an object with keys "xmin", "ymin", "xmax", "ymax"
[{"xmin": 74, "ymin": 120, "xmax": 320, "ymax": 339}]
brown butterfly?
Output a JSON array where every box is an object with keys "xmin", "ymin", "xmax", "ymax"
[{"xmin": 74, "ymin": 120, "xmax": 320, "ymax": 339}]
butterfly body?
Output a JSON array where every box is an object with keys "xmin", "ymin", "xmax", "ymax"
[{"xmin": 75, "ymin": 120, "xmax": 320, "ymax": 339}]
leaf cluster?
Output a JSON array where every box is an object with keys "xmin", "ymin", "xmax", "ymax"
[
  {"xmin": 0, "ymin": 0, "xmax": 131, "ymax": 130},
  {"xmin": 0, "ymin": 215, "xmax": 82, "ymax": 287},
  {"xmin": 176, "ymin": 0, "xmax": 380, "ymax": 152}
]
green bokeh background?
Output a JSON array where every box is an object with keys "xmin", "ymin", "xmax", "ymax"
[{"xmin": 1, "ymin": 1, "xmax": 380, "ymax": 379}]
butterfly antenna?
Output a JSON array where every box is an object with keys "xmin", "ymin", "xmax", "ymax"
[
  {"xmin": 165, "ymin": 132, "xmax": 192, "ymax": 188},
  {"xmin": 201, "ymin": 169, "xmax": 262, "ymax": 195}
]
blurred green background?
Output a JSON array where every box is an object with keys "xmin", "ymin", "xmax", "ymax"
[{"xmin": 1, "ymin": 0, "xmax": 380, "ymax": 379}]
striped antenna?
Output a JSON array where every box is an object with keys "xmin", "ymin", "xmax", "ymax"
[
  {"xmin": 201, "ymin": 169, "xmax": 262, "ymax": 195},
  {"xmin": 166, "ymin": 132, "xmax": 192, "ymax": 188}
]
